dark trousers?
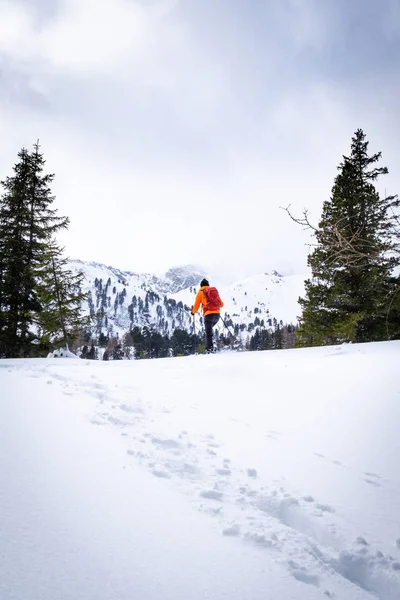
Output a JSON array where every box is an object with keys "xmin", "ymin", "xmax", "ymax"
[{"xmin": 204, "ymin": 313, "xmax": 220, "ymax": 351}]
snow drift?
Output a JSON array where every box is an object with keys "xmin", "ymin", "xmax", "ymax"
[{"xmin": 1, "ymin": 341, "xmax": 400, "ymax": 599}]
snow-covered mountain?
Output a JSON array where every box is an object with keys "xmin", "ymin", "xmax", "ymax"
[{"xmin": 69, "ymin": 259, "xmax": 307, "ymax": 340}]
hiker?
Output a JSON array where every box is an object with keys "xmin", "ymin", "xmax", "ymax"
[{"xmin": 191, "ymin": 279, "xmax": 224, "ymax": 353}]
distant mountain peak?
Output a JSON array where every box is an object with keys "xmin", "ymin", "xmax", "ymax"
[
  {"xmin": 68, "ymin": 259, "xmax": 307, "ymax": 342},
  {"xmin": 164, "ymin": 265, "xmax": 206, "ymax": 294}
]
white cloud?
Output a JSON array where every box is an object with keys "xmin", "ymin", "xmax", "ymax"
[
  {"xmin": 0, "ymin": 1, "xmax": 166, "ymax": 76},
  {"xmin": 0, "ymin": 0, "xmax": 399, "ymax": 282},
  {"xmin": 274, "ymin": 0, "xmax": 333, "ymax": 52},
  {"xmin": 40, "ymin": 0, "xmax": 150, "ymax": 72}
]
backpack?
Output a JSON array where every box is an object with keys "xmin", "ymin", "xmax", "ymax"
[{"xmin": 202, "ymin": 287, "xmax": 222, "ymax": 312}]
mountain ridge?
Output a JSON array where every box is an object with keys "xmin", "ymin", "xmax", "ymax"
[{"xmin": 68, "ymin": 259, "xmax": 308, "ymax": 344}]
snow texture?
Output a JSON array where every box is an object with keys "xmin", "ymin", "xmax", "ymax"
[{"xmin": 1, "ymin": 340, "xmax": 400, "ymax": 599}]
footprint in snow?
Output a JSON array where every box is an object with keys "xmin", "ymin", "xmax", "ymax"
[
  {"xmin": 364, "ymin": 478, "xmax": 381, "ymax": 487},
  {"xmin": 200, "ymin": 490, "xmax": 224, "ymax": 501},
  {"xmin": 90, "ymin": 382, "xmax": 107, "ymax": 391},
  {"xmin": 118, "ymin": 403, "xmax": 143, "ymax": 415},
  {"xmin": 152, "ymin": 469, "xmax": 172, "ymax": 479},
  {"xmin": 238, "ymin": 486, "xmax": 258, "ymax": 498},
  {"xmin": 222, "ymin": 525, "xmax": 240, "ymax": 537},
  {"xmin": 215, "ymin": 468, "xmax": 231, "ymax": 476},
  {"xmin": 364, "ymin": 471, "xmax": 382, "ymax": 480},
  {"xmin": 244, "ymin": 532, "xmax": 274, "ymax": 548},
  {"xmin": 288, "ymin": 560, "xmax": 320, "ymax": 587},
  {"xmin": 247, "ymin": 468, "xmax": 258, "ymax": 478},
  {"xmin": 335, "ymin": 538, "xmax": 400, "ymax": 595},
  {"xmin": 292, "ymin": 570, "xmax": 320, "ymax": 587},
  {"xmin": 315, "ymin": 503, "xmax": 335, "ymax": 514},
  {"xmin": 199, "ymin": 505, "xmax": 223, "ymax": 517},
  {"xmin": 106, "ymin": 414, "xmax": 133, "ymax": 427},
  {"xmin": 266, "ymin": 430, "xmax": 281, "ymax": 440},
  {"xmin": 151, "ymin": 437, "xmax": 181, "ymax": 450}
]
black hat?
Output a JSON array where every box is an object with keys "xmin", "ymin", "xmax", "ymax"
[{"xmin": 200, "ymin": 278, "xmax": 209, "ymax": 287}]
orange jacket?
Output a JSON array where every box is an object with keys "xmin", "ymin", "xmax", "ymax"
[{"xmin": 192, "ymin": 286, "xmax": 224, "ymax": 317}]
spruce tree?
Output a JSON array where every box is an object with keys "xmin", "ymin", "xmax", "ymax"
[
  {"xmin": 296, "ymin": 129, "xmax": 400, "ymax": 346},
  {"xmin": 35, "ymin": 241, "xmax": 87, "ymax": 353},
  {"xmin": 0, "ymin": 142, "xmax": 85, "ymax": 357},
  {"xmin": 0, "ymin": 148, "xmax": 42, "ymax": 356}
]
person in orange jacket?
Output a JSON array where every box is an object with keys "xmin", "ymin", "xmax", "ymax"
[{"xmin": 191, "ymin": 278, "xmax": 224, "ymax": 353}]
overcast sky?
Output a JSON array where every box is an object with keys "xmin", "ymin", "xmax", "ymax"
[{"xmin": 0, "ymin": 0, "xmax": 399, "ymax": 282}]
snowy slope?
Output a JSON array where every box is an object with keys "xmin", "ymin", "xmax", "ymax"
[
  {"xmin": 2, "ymin": 342, "xmax": 400, "ymax": 599},
  {"xmin": 69, "ymin": 259, "xmax": 307, "ymax": 341},
  {"xmin": 69, "ymin": 260, "xmax": 197, "ymax": 337},
  {"xmin": 175, "ymin": 271, "xmax": 307, "ymax": 326}
]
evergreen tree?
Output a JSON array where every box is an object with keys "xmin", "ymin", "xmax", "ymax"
[
  {"xmin": 112, "ymin": 344, "xmax": 124, "ymax": 360},
  {"xmin": 35, "ymin": 242, "xmax": 87, "ymax": 353},
  {"xmin": 0, "ymin": 142, "xmax": 85, "ymax": 357},
  {"xmin": 296, "ymin": 129, "xmax": 400, "ymax": 346},
  {"xmin": 98, "ymin": 331, "xmax": 109, "ymax": 347},
  {"xmin": 131, "ymin": 326, "xmax": 146, "ymax": 358},
  {"xmin": 122, "ymin": 331, "xmax": 134, "ymax": 359},
  {"xmin": 171, "ymin": 329, "xmax": 193, "ymax": 356},
  {"xmin": 87, "ymin": 344, "xmax": 96, "ymax": 360}
]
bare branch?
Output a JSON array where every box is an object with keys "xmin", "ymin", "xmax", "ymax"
[
  {"xmin": 281, "ymin": 205, "xmax": 319, "ymax": 233},
  {"xmin": 282, "ymin": 205, "xmax": 399, "ymax": 270}
]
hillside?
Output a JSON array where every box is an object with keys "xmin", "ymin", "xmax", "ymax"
[
  {"xmin": 1, "ymin": 341, "xmax": 400, "ymax": 599},
  {"xmin": 69, "ymin": 260, "xmax": 307, "ymax": 347}
]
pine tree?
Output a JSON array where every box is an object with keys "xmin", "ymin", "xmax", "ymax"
[
  {"xmin": 0, "ymin": 142, "xmax": 85, "ymax": 357},
  {"xmin": 35, "ymin": 242, "xmax": 88, "ymax": 353},
  {"xmin": 87, "ymin": 344, "xmax": 96, "ymax": 360},
  {"xmin": 131, "ymin": 326, "xmax": 145, "ymax": 358},
  {"xmin": 296, "ymin": 130, "xmax": 400, "ymax": 346},
  {"xmin": 98, "ymin": 332, "xmax": 109, "ymax": 347}
]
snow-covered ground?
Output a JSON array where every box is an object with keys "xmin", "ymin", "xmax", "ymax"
[{"xmin": 1, "ymin": 341, "xmax": 400, "ymax": 599}]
